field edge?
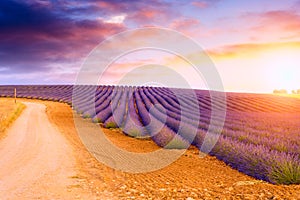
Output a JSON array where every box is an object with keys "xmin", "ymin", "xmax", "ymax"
[{"xmin": 0, "ymin": 98, "xmax": 26, "ymax": 139}]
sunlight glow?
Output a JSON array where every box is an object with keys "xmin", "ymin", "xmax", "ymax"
[{"xmin": 261, "ymin": 47, "xmax": 300, "ymax": 92}]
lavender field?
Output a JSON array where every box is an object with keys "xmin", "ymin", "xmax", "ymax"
[{"xmin": 0, "ymin": 85, "xmax": 299, "ymax": 185}]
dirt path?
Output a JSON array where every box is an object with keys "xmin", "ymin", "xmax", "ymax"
[{"xmin": 0, "ymin": 102, "xmax": 97, "ymax": 199}]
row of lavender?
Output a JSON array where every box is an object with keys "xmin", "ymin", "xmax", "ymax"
[
  {"xmin": 0, "ymin": 85, "xmax": 73, "ymax": 103},
  {"xmin": 0, "ymin": 85, "xmax": 299, "ymax": 184}
]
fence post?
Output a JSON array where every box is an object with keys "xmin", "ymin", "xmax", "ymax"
[{"xmin": 14, "ymin": 88, "xmax": 17, "ymax": 104}]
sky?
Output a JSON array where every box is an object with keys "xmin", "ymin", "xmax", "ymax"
[{"xmin": 0, "ymin": 0, "xmax": 300, "ymax": 93}]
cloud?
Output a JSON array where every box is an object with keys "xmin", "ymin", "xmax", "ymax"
[
  {"xmin": 207, "ymin": 41, "xmax": 300, "ymax": 60},
  {"xmin": 0, "ymin": 0, "xmax": 125, "ymax": 76},
  {"xmin": 170, "ymin": 18, "xmax": 201, "ymax": 30},
  {"xmin": 125, "ymin": 2, "xmax": 176, "ymax": 25},
  {"xmin": 92, "ymin": 0, "xmax": 174, "ymax": 25},
  {"xmin": 191, "ymin": 1, "xmax": 208, "ymax": 8},
  {"xmin": 127, "ymin": 9, "xmax": 160, "ymax": 24},
  {"xmin": 168, "ymin": 18, "xmax": 203, "ymax": 38},
  {"xmin": 241, "ymin": 10, "xmax": 300, "ymax": 42},
  {"xmin": 202, "ymin": 9, "xmax": 300, "ymax": 48},
  {"xmin": 168, "ymin": 17, "xmax": 222, "ymax": 41},
  {"xmin": 103, "ymin": 14, "xmax": 127, "ymax": 24},
  {"xmin": 0, "ymin": 0, "xmax": 178, "ymax": 77},
  {"xmin": 191, "ymin": 0, "xmax": 220, "ymax": 9},
  {"xmin": 255, "ymin": 11, "xmax": 300, "ymax": 32}
]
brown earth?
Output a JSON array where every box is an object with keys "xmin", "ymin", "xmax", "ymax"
[{"xmin": 1, "ymin": 99, "xmax": 300, "ymax": 199}]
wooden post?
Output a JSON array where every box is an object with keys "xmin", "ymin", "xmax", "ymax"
[{"xmin": 14, "ymin": 88, "xmax": 17, "ymax": 104}]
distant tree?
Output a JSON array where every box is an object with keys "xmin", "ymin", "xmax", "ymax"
[
  {"xmin": 273, "ymin": 89, "xmax": 287, "ymax": 94},
  {"xmin": 297, "ymin": 89, "xmax": 300, "ymax": 94},
  {"xmin": 292, "ymin": 90, "xmax": 297, "ymax": 94}
]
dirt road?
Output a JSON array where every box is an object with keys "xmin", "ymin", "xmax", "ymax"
[{"xmin": 0, "ymin": 102, "xmax": 95, "ymax": 199}]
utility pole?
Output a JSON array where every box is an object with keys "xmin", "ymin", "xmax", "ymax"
[{"xmin": 14, "ymin": 88, "xmax": 17, "ymax": 104}]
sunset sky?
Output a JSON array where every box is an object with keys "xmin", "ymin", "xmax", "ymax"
[{"xmin": 0, "ymin": 0, "xmax": 300, "ymax": 93}]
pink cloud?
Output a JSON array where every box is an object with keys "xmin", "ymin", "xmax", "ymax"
[
  {"xmin": 126, "ymin": 7, "xmax": 176, "ymax": 25},
  {"xmin": 129, "ymin": 10, "xmax": 158, "ymax": 22},
  {"xmin": 168, "ymin": 18, "xmax": 202, "ymax": 37},
  {"xmin": 207, "ymin": 41, "xmax": 300, "ymax": 59},
  {"xmin": 168, "ymin": 18, "xmax": 221, "ymax": 39},
  {"xmin": 96, "ymin": 1, "xmax": 124, "ymax": 12},
  {"xmin": 191, "ymin": 1, "xmax": 208, "ymax": 8},
  {"xmin": 94, "ymin": 0, "xmax": 175, "ymax": 26},
  {"xmin": 243, "ymin": 11, "xmax": 300, "ymax": 41},
  {"xmin": 257, "ymin": 11, "xmax": 300, "ymax": 31},
  {"xmin": 170, "ymin": 18, "xmax": 201, "ymax": 30}
]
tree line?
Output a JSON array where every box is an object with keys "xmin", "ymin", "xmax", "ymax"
[{"xmin": 273, "ymin": 89, "xmax": 300, "ymax": 94}]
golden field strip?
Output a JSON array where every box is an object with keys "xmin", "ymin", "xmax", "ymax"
[
  {"xmin": 275, "ymin": 94, "xmax": 300, "ymax": 99},
  {"xmin": 0, "ymin": 98, "xmax": 26, "ymax": 138}
]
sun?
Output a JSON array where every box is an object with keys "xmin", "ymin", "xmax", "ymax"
[{"xmin": 261, "ymin": 46, "xmax": 300, "ymax": 92}]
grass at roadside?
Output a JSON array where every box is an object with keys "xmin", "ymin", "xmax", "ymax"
[{"xmin": 0, "ymin": 98, "xmax": 26, "ymax": 139}]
